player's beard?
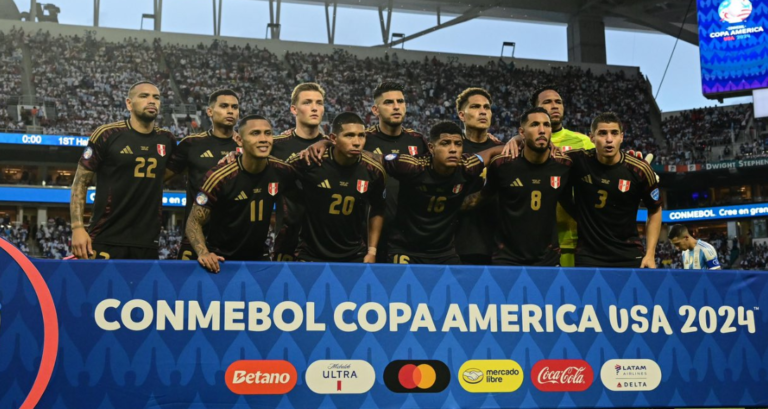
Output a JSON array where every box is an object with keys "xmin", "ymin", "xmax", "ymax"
[
  {"xmin": 525, "ymin": 137, "xmax": 549, "ymax": 154},
  {"xmin": 135, "ymin": 110, "xmax": 158, "ymax": 124},
  {"xmin": 382, "ymin": 116, "xmax": 403, "ymax": 128}
]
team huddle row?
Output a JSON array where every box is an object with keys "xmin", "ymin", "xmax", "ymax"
[{"xmin": 68, "ymin": 81, "xmax": 664, "ymax": 272}]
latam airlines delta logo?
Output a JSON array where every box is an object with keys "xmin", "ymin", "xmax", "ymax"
[
  {"xmin": 458, "ymin": 360, "xmax": 524, "ymax": 393},
  {"xmin": 600, "ymin": 359, "xmax": 661, "ymax": 392},
  {"xmin": 305, "ymin": 360, "xmax": 375, "ymax": 394},
  {"xmin": 719, "ymin": 0, "xmax": 752, "ymax": 23},
  {"xmin": 225, "ymin": 360, "xmax": 297, "ymax": 394}
]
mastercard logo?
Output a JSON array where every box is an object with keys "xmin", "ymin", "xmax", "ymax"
[{"xmin": 384, "ymin": 360, "xmax": 450, "ymax": 393}]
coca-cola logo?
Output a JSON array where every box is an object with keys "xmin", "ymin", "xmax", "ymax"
[{"xmin": 531, "ymin": 360, "xmax": 593, "ymax": 392}]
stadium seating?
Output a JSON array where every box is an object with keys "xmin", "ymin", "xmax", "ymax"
[{"xmin": 0, "ymin": 28, "xmax": 24, "ymax": 132}]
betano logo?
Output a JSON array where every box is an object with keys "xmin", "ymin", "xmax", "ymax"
[
  {"xmin": 306, "ymin": 360, "xmax": 375, "ymax": 394},
  {"xmin": 600, "ymin": 359, "xmax": 661, "ymax": 392},
  {"xmin": 458, "ymin": 360, "xmax": 523, "ymax": 393},
  {"xmin": 225, "ymin": 360, "xmax": 297, "ymax": 395},
  {"xmin": 384, "ymin": 360, "xmax": 450, "ymax": 393},
  {"xmin": 531, "ymin": 359, "xmax": 593, "ymax": 392}
]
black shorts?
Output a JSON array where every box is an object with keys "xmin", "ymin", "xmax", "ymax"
[
  {"xmin": 575, "ymin": 254, "xmax": 642, "ymax": 268},
  {"xmin": 91, "ymin": 243, "xmax": 159, "ymax": 260},
  {"xmin": 388, "ymin": 252, "xmax": 461, "ymax": 265},
  {"xmin": 493, "ymin": 246, "xmax": 560, "ymax": 266},
  {"xmin": 459, "ymin": 254, "xmax": 492, "ymax": 266},
  {"xmin": 177, "ymin": 241, "xmax": 198, "ymax": 260}
]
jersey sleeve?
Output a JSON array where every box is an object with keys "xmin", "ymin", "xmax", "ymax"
[
  {"xmin": 382, "ymin": 153, "xmax": 426, "ymax": 182},
  {"xmin": 638, "ymin": 162, "xmax": 662, "ymax": 211},
  {"xmin": 461, "ymin": 153, "xmax": 485, "ymax": 179},
  {"xmin": 197, "ymin": 164, "xmax": 233, "ymax": 209},
  {"xmin": 79, "ymin": 126, "xmax": 111, "ymax": 171},
  {"xmin": 702, "ymin": 245, "xmax": 721, "ymax": 270},
  {"xmin": 482, "ymin": 155, "xmax": 505, "ymax": 197},
  {"xmin": 166, "ymin": 136, "xmax": 190, "ymax": 175},
  {"xmin": 369, "ymin": 170, "xmax": 386, "ymax": 212}
]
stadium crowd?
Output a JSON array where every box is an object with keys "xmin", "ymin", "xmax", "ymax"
[{"xmin": 740, "ymin": 241, "xmax": 768, "ymax": 270}]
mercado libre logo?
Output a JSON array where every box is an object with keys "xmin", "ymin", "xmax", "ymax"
[
  {"xmin": 384, "ymin": 360, "xmax": 450, "ymax": 393},
  {"xmin": 0, "ymin": 239, "xmax": 59, "ymax": 409},
  {"xmin": 458, "ymin": 360, "xmax": 524, "ymax": 393}
]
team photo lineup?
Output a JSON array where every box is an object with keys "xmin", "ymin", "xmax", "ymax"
[{"xmin": 65, "ymin": 79, "xmax": 686, "ymax": 272}]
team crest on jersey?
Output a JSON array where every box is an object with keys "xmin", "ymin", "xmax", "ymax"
[
  {"xmin": 83, "ymin": 147, "xmax": 93, "ymax": 159},
  {"xmin": 236, "ymin": 147, "xmax": 243, "ymax": 154},
  {"xmin": 268, "ymin": 183, "xmax": 279, "ymax": 196},
  {"xmin": 157, "ymin": 144, "xmax": 167, "ymax": 157},
  {"xmin": 452, "ymin": 184, "xmax": 463, "ymax": 194},
  {"xmin": 357, "ymin": 180, "xmax": 369, "ymax": 194},
  {"xmin": 618, "ymin": 179, "xmax": 631, "ymax": 192},
  {"xmin": 195, "ymin": 192, "xmax": 208, "ymax": 206},
  {"xmin": 385, "ymin": 154, "xmax": 398, "ymax": 161},
  {"xmin": 408, "ymin": 146, "xmax": 419, "ymax": 155},
  {"xmin": 561, "ymin": 146, "xmax": 572, "ymax": 152},
  {"xmin": 551, "ymin": 176, "xmax": 561, "ymax": 189}
]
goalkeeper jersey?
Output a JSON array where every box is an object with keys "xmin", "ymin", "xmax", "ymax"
[{"xmin": 551, "ymin": 127, "xmax": 594, "ymax": 251}]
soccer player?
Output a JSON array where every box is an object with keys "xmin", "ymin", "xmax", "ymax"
[
  {"xmin": 271, "ymin": 83, "xmax": 327, "ymax": 261},
  {"xmin": 454, "ymin": 87, "xmax": 502, "ymax": 265},
  {"xmin": 70, "ymin": 81, "xmax": 176, "ymax": 259},
  {"xmin": 166, "ymin": 89, "xmax": 242, "ymax": 261},
  {"xmin": 531, "ymin": 86, "xmax": 595, "ymax": 267},
  {"xmin": 364, "ymin": 81, "xmax": 427, "ymax": 262},
  {"xmin": 381, "ymin": 121, "xmax": 503, "ymax": 265},
  {"xmin": 185, "ymin": 115, "xmax": 296, "ymax": 272},
  {"xmin": 287, "ymin": 112, "xmax": 386, "ymax": 263},
  {"xmin": 567, "ymin": 112, "xmax": 662, "ymax": 268},
  {"xmin": 472, "ymin": 107, "xmax": 573, "ymax": 266},
  {"xmin": 668, "ymin": 224, "xmax": 722, "ymax": 270}
]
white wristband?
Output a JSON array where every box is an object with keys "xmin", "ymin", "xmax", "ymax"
[{"xmin": 368, "ymin": 246, "xmax": 377, "ymax": 255}]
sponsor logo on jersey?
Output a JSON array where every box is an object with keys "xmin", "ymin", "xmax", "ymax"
[
  {"xmin": 511, "ymin": 178, "xmax": 524, "ymax": 187},
  {"xmin": 318, "ymin": 179, "xmax": 331, "ymax": 189},
  {"xmin": 531, "ymin": 360, "xmax": 593, "ymax": 392},
  {"xmin": 651, "ymin": 188, "xmax": 660, "ymax": 201},
  {"xmin": 195, "ymin": 192, "xmax": 209, "ymax": 206},
  {"xmin": 225, "ymin": 360, "xmax": 297, "ymax": 395},
  {"xmin": 618, "ymin": 179, "xmax": 631, "ymax": 192},
  {"xmin": 141, "ymin": 146, "xmax": 149, "ymax": 151},
  {"xmin": 201, "ymin": 150, "xmax": 214, "ymax": 158},
  {"xmin": 408, "ymin": 146, "xmax": 419, "ymax": 155},
  {"xmin": 83, "ymin": 147, "xmax": 93, "ymax": 159},
  {"xmin": 268, "ymin": 183, "xmax": 279, "ymax": 196},
  {"xmin": 157, "ymin": 144, "xmax": 167, "ymax": 157},
  {"xmin": 385, "ymin": 154, "xmax": 398, "ymax": 161},
  {"xmin": 551, "ymin": 176, "xmax": 561, "ymax": 189},
  {"xmin": 600, "ymin": 359, "xmax": 661, "ymax": 391},
  {"xmin": 458, "ymin": 360, "xmax": 523, "ymax": 393},
  {"xmin": 235, "ymin": 191, "xmax": 248, "ymax": 201},
  {"xmin": 582, "ymin": 175, "xmax": 592, "ymax": 184},
  {"xmin": 305, "ymin": 360, "xmax": 375, "ymax": 394},
  {"xmin": 120, "ymin": 146, "xmax": 133, "ymax": 155},
  {"xmin": 452, "ymin": 184, "xmax": 463, "ymax": 194},
  {"xmin": 384, "ymin": 360, "xmax": 450, "ymax": 393},
  {"xmin": 357, "ymin": 180, "xmax": 369, "ymax": 194},
  {"xmin": 373, "ymin": 147, "xmax": 382, "ymax": 154}
]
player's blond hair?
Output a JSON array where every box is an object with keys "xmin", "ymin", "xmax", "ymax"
[{"xmin": 291, "ymin": 83, "xmax": 326, "ymax": 106}]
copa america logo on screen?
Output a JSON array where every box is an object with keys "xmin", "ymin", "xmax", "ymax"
[{"xmin": 719, "ymin": 0, "xmax": 752, "ymax": 23}]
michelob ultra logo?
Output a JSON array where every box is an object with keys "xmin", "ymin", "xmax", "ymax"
[
  {"xmin": 458, "ymin": 360, "xmax": 524, "ymax": 393},
  {"xmin": 384, "ymin": 360, "xmax": 450, "ymax": 393},
  {"xmin": 305, "ymin": 360, "xmax": 375, "ymax": 394},
  {"xmin": 600, "ymin": 359, "xmax": 661, "ymax": 392},
  {"xmin": 225, "ymin": 360, "xmax": 297, "ymax": 395}
]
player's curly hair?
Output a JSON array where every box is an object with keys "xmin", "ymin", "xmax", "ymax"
[
  {"xmin": 455, "ymin": 87, "xmax": 492, "ymax": 113},
  {"xmin": 428, "ymin": 121, "xmax": 463, "ymax": 143}
]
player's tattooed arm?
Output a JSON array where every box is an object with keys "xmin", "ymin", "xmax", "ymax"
[
  {"xmin": 70, "ymin": 165, "xmax": 95, "ymax": 259},
  {"xmin": 187, "ymin": 205, "xmax": 225, "ymax": 273}
]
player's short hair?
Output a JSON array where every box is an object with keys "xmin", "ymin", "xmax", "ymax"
[
  {"xmin": 590, "ymin": 112, "xmax": 624, "ymax": 133},
  {"xmin": 331, "ymin": 112, "xmax": 365, "ymax": 135},
  {"xmin": 668, "ymin": 224, "xmax": 690, "ymax": 240},
  {"xmin": 238, "ymin": 114, "xmax": 272, "ymax": 130},
  {"xmin": 428, "ymin": 121, "xmax": 463, "ymax": 143},
  {"xmin": 455, "ymin": 87, "xmax": 492, "ymax": 113},
  {"xmin": 208, "ymin": 89, "xmax": 239, "ymax": 106},
  {"xmin": 520, "ymin": 107, "xmax": 551, "ymax": 126},
  {"xmin": 291, "ymin": 82, "xmax": 325, "ymax": 106},
  {"xmin": 373, "ymin": 81, "xmax": 405, "ymax": 100},
  {"xmin": 529, "ymin": 85, "xmax": 559, "ymax": 108},
  {"xmin": 127, "ymin": 81, "xmax": 158, "ymax": 98}
]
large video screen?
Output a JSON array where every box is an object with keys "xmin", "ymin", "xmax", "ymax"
[{"xmin": 698, "ymin": 0, "xmax": 768, "ymax": 98}]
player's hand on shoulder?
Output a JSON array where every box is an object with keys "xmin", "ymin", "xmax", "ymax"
[
  {"xmin": 487, "ymin": 133, "xmax": 502, "ymax": 144},
  {"xmin": 628, "ymin": 150, "xmax": 660, "ymax": 182},
  {"xmin": 198, "ymin": 252, "xmax": 225, "ymax": 273},
  {"xmin": 218, "ymin": 151, "xmax": 239, "ymax": 166},
  {"xmin": 502, "ymin": 137, "xmax": 520, "ymax": 158},
  {"xmin": 71, "ymin": 228, "xmax": 93, "ymax": 259}
]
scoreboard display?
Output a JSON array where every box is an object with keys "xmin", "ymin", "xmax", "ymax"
[{"xmin": 698, "ymin": 0, "xmax": 768, "ymax": 98}]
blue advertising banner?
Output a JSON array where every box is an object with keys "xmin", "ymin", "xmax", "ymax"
[
  {"xmin": 0, "ymin": 186, "xmax": 186, "ymax": 207},
  {"xmin": 0, "ymin": 240, "xmax": 767, "ymax": 409},
  {"xmin": 0, "ymin": 133, "xmax": 89, "ymax": 147}
]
